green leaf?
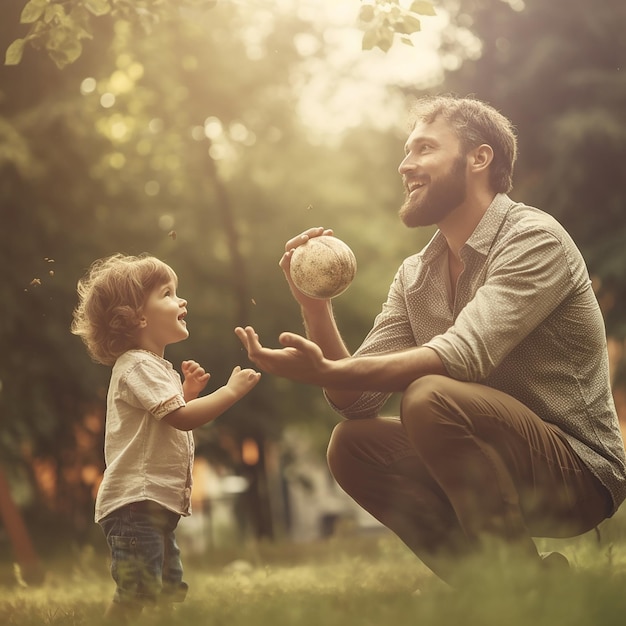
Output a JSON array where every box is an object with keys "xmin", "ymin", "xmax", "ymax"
[
  {"xmin": 394, "ymin": 15, "xmax": 422, "ymax": 35},
  {"xmin": 46, "ymin": 26, "xmax": 80, "ymax": 53},
  {"xmin": 69, "ymin": 5, "xmax": 94, "ymax": 36},
  {"xmin": 48, "ymin": 49, "xmax": 70, "ymax": 69},
  {"xmin": 20, "ymin": 0, "xmax": 48, "ymax": 24},
  {"xmin": 44, "ymin": 4, "xmax": 66, "ymax": 24},
  {"xmin": 47, "ymin": 33, "xmax": 83, "ymax": 69},
  {"xmin": 28, "ymin": 21, "xmax": 48, "ymax": 50},
  {"xmin": 4, "ymin": 38, "xmax": 26, "ymax": 66},
  {"xmin": 84, "ymin": 0, "xmax": 111, "ymax": 17},
  {"xmin": 409, "ymin": 0, "xmax": 437, "ymax": 16},
  {"xmin": 359, "ymin": 5, "xmax": 376, "ymax": 23},
  {"xmin": 376, "ymin": 26, "xmax": 395, "ymax": 52},
  {"xmin": 73, "ymin": 25, "xmax": 94, "ymax": 41},
  {"xmin": 63, "ymin": 39, "xmax": 83, "ymax": 64},
  {"xmin": 361, "ymin": 26, "xmax": 379, "ymax": 51}
]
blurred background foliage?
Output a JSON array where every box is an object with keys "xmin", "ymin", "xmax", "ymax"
[{"xmin": 1, "ymin": 0, "xmax": 625, "ymax": 551}]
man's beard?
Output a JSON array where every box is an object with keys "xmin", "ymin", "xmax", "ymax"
[{"xmin": 399, "ymin": 154, "xmax": 467, "ymax": 228}]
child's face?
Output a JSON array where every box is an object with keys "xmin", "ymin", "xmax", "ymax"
[{"xmin": 137, "ymin": 277, "xmax": 189, "ymax": 352}]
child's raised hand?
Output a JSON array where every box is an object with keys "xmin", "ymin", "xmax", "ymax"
[
  {"xmin": 226, "ymin": 365, "xmax": 261, "ymax": 397},
  {"xmin": 181, "ymin": 360, "xmax": 211, "ymax": 401}
]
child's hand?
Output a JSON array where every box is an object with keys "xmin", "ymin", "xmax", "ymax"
[
  {"xmin": 226, "ymin": 365, "xmax": 261, "ymax": 398},
  {"xmin": 182, "ymin": 360, "xmax": 211, "ymax": 401}
]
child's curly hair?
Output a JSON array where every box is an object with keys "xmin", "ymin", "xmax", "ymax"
[{"xmin": 71, "ymin": 254, "xmax": 177, "ymax": 366}]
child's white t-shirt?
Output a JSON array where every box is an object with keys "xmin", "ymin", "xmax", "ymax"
[{"xmin": 94, "ymin": 349, "xmax": 193, "ymax": 522}]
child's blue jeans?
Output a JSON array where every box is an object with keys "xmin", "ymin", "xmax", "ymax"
[{"xmin": 99, "ymin": 500, "xmax": 188, "ymax": 610}]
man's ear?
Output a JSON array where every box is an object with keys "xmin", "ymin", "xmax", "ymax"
[
  {"xmin": 469, "ymin": 144, "xmax": 494, "ymax": 173},
  {"xmin": 137, "ymin": 315, "xmax": 148, "ymax": 329}
]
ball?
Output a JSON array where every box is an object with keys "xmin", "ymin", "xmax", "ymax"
[{"xmin": 290, "ymin": 235, "xmax": 357, "ymax": 299}]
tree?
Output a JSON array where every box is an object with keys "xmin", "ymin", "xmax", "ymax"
[
  {"xmin": 5, "ymin": 0, "xmax": 218, "ymax": 68},
  {"xmin": 5, "ymin": 0, "xmax": 438, "ymax": 68},
  {"xmin": 0, "ymin": 467, "xmax": 44, "ymax": 584},
  {"xmin": 1, "ymin": 0, "xmax": 421, "ymax": 543}
]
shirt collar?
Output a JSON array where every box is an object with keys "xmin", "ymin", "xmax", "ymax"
[
  {"xmin": 421, "ymin": 193, "xmax": 516, "ymax": 262},
  {"xmin": 465, "ymin": 193, "xmax": 516, "ymax": 256}
]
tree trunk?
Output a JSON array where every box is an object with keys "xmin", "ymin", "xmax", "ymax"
[{"xmin": 0, "ymin": 465, "xmax": 44, "ymax": 585}]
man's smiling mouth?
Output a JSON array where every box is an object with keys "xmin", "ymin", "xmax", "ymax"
[{"xmin": 408, "ymin": 181, "xmax": 426, "ymax": 195}]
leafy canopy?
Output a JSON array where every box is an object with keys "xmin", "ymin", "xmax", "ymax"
[{"xmin": 5, "ymin": 0, "xmax": 437, "ymax": 68}]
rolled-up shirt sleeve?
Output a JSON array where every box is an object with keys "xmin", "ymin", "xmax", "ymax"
[
  {"xmin": 121, "ymin": 359, "xmax": 186, "ymax": 420},
  {"xmin": 425, "ymin": 228, "xmax": 582, "ymax": 381}
]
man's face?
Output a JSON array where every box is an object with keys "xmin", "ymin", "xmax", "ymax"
[{"xmin": 398, "ymin": 117, "xmax": 468, "ymax": 228}]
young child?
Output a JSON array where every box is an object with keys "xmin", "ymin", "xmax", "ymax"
[{"xmin": 71, "ymin": 253, "xmax": 260, "ymax": 621}]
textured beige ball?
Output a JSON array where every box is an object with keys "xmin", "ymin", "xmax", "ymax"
[{"xmin": 290, "ymin": 235, "xmax": 357, "ymax": 299}]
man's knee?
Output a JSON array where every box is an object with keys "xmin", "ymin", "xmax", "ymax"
[
  {"xmin": 401, "ymin": 375, "xmax": 453, "ymax": 418},
  {"xmin": 400, "ymin": 375, "xmax": 468, "ymax": 442},
  {"xmin": 326, "ymin": 420, "xmax": 355, "ymax": 482},
  {"xmin": 327, "ymin": 419, "xmax": 387, "ymax": 488}
]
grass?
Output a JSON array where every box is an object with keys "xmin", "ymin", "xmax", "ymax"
[{"xmin": 3, "ymin": 510, "xmax": 626, "ymax": 626}]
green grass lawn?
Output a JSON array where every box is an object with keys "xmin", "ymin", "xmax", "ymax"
[{"xmin": 2, "ymin": 509, "xmax": 626, "ymax": 626}]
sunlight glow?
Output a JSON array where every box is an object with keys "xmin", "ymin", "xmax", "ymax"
[
  {"xmin": 108, "ymin": 70, "xmax": 135, "ymax": 95},
  {"xmin": 79, "ymin": 77, "xmax": 96, "ymax": 95},
  {"xmin": 159, "ymin": 214, "xmax": 175, "ymax": 230},
  {"xmin": 144, "ymin": 180, "xmax": 160, "ymax": 196},
  {"xmin": 225, "ymin": 0, "xmax": 449, "ymax": 137},
  {"xmin": 109, "ymin": 118, "xmax": 130, "ymax": 141},
  {"xmin": 285, "ymin": 0, "xmax": 448, "ymax": 137},
  {"xmin": 191, "ymin": 125, "xmax": 205, "ymax": 141},
  {"xmin": 148, "ymin": 118, "xmax": 164, "ymax": 134},
  {"xmin": 136, "ymin": 139, "xmax": 152, "ymax": 155},
  {"xmin": 99, "ymin": 93, "xmax": 115, "ymax": 108},
  {"xmin": 108, "ymin": 152, "xmax": 125, "ymax": 169},
  {"xmin": 229, "ymin": 122, "xmax": 255, "ymax": 145},
  {"xmin": 204, "ymin": 117, "xmax": 224, "ymax": 140}
]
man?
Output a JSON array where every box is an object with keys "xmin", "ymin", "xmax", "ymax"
[{"xmin": 235, "ymin": 95, "xmax": 626, "ymax": 584}]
